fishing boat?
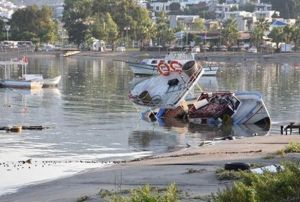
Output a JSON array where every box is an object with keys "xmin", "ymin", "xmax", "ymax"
[
  {"xmin": 129, "ymin": 60, "xmax": 204, "ymax": 109},
  {"xmin": 128, "ymin": 52, "xmax": 219, "ymax": 76},
  {"xmin": 187, "ymin": 91, "xmax": 271, "ymax": 126},
  {"xmin": 141, "ymin": 91, "xmax": 271, "ymax": 128},
  {"xmin": 0, "ymin": 58, "xmax": 61, "ymax": 89},
  {"xmin": 23, "ymin": 74, "xmax": 61, "ymax": 87},
  {"xmin": 0, "ymin": 58, "xmax": 44, "ymax": 89},
  {"xmin": 129, "ymin": 62, "xmax": 271, "ymax": 128}
]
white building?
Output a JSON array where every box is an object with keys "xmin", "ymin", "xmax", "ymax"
[
  {"xmin": 169, "ymin": 15, "xmax": 200, "ymax": 28},
  {"xmin": 255, "ymin": 3, "xmax": 272, "ymax": 11},
  {"xmin": 253, "ymin": 10, "xmax": 276, "ymax": 22},
  {"xmin": 149, "ymin": 0, "xmax": 211, "ymax": 13},
  {"xmin": 223, "ymin": 9, "xmax": 277, "ymax": 31},
  {"xmin": 215, "ymin": 3, "xmax": 239, "ymax": 19}
]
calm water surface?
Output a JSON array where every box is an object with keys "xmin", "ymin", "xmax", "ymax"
[{"xmin": 0, "ymin": 55, "xmax": 299, "ymax": 193}]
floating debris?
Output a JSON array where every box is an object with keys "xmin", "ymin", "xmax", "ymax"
[{"xmin": 0, "ymin": 125, "xmax": 50, "ymax": 133}]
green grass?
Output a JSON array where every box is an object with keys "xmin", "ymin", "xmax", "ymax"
[
  {"xmin": 105, "ymin": 183, "xmax": 178, "ymax": 202},
  {"xmin": 215, "ymin": 168, "xmax": 242, "ymax": 181},
  {"xmin": 284, "ymin": 142, "xmax": 300, "ymax": 153},
  {"xmin": 212, "ymin": 161, "xmax": 300, "ymax": 202},
  {"xmin": 276, "ymin": 142, "xmax": 300, "ymax": 156}
]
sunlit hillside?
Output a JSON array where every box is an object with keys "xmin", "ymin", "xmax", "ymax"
[{"xmin": 11, "ymin": 0, "xmax": 63, "ymax": 6}]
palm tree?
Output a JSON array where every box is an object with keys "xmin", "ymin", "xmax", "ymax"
[
  {"xmin": 268, "ymin": 27, "xmax": 283, "ymax": 50},
  {"xmin": 221, "ymin": 18, "xmax": 238, "ymax": 47},
  {"xmin": 283, "ymin": 25, "xmax": 294, "ymax": 44},
  {"xmin": 251, "ymin": 18, "xmax": 270, "ymax": 48}
]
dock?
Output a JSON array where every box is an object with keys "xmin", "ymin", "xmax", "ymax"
[
  {"xmin": 280, "ymin": 122, "xmax": 300, "ymax": 135},
  {"xmin": 62, "ymin": 50, "xmax": 80, "ymax": 57}
]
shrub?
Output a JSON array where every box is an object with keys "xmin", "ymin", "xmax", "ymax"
[
  {"xmin": 284, "ymin": 142, "xmax": 300, "ymax": 153},
  {"xmin": 109, "ymin": 183, "xmax": 178, "ymax": 202},
  {"xmin": 215, "ymin": 168, "xmax": 242, "ymax": 181},
  {"xmin": 212, "ymin": 161, "xmax": 300, "ymax": 202}
]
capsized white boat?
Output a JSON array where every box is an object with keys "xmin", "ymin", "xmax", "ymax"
[
  {"xmin": 128, "ymin": 52, "xmax": 219, "ymax": 76},
  {"xmin": 143, "ymin": 91, "xmax": 271, "ymax": 128},
  {"xmin": 129, "ymin": 60, "xmax": 204, "ymax": 108},
  {"xmin": 187, "ymin": 91, "xmax": 271, "ymax": 126}
]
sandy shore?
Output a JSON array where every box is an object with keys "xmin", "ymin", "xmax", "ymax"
[{"xmin": 0, "ymin": 135, "xmax": 300, "ymax": 202}]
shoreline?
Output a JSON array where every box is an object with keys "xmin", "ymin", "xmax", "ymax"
[
  {"xmin": 1, "ymin": 134, "xmax": 300, "ymax": 202},
  {"xmin": 0, "ymin": 49, "xmax": 300, "ymax": 63}
]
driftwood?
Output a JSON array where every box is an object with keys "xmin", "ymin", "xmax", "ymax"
[{"xmin": 0, "ymin": 125, "xmax": 49, "ymax": 133}]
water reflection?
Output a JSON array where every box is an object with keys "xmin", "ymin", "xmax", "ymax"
[
  {"xmin": 161, "ymin": 119, "xmax": 269, "ymax": 138},
  {"xmin": 129, "ymin": 130, "xmax": 179, "ymax": 153}
]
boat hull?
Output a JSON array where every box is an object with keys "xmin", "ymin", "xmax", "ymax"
[
  {"xmin": 0, "ymin": 80, "xmax": 43, "ymax": 89},
  {"xmin": 187, "ymin": 91, "xmax": 271, "ymax": 127},
  {"xmin": 129, "ymin": 61, "xmax": 204, "ymax": 108},
  {"xmin": 43, "ymin": 75, "xmax": 62, "ymax": 87}
]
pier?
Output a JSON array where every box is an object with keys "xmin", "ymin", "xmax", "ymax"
[{"xmin": 281, "ymin": 122, "xmax": 300, "ymax": 135}]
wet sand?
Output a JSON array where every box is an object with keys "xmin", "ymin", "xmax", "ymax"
[{"xmin": 1, "ymin": 135, "xmax": 300, "ymax": 202}]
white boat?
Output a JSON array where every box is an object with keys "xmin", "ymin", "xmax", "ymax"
[
  {"xmin": 23, "ymin": 74, "xmax": 61, "ymax": 87},
  {"xmin": 129, "ymin": 60, "xmax": 204, "ymax": 108},
  {"xmin": 0, "ymin": 80, "xmax": 43, "ymax": 89},
  {"xmin": 128, "ymin": 52, "xmax": 219, "ymax": 76},
  {"xmin": 145, "ymin": 91, "xmax": 270, "ymax": 128},
  {"xmin": 43, "ymin": 75, "xmax": 61, "ymax": 87},
  {"xmin": 201, "ymin": 65, "xmax": 219, "ymax": 76},
  {"xmin": 0, "ymin": 59, "xmax": 44, "ymax": 89},
  {"xmin": 187, "ymin": 91, "xmax": 270, "ymax": 126},
  {"xmin": 0, "ymin": 58, "xmax": 61, "ymax": 89}
]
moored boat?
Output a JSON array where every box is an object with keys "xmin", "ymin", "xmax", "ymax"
[
  {"xmin": 0, "ymin": 80, "xmax": 43, "ymax": 89},
  {"xmin": 128, "ymin": 52, "xmax": 219, "ymax": 76}
]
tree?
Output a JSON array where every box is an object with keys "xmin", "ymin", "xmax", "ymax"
[
  {"xmin": 103, "ymin": 13, "xmax": 118, "ymax": 48},
  {"xmin": 261, "ymin": 0, "xmax": 300, "ymax": 19},
  {"xmin": 282, "ymin": 25, "xmax": 293, "ymax": 43},
  {"xmin": 268, "ymin": 27, "xmax": 283, "ymax": 49},
  {"xmin": 169, "ymin": 2, "xmax": 181, "ymax": 12},
  {"xmin": 155, "ymin": 12, "xmax": 175, "ymax": 47},
  {"xmin": 0, "ymin": 19, "xmax": 5, "ymax": 40},
  {"xmin": 292, "ymin": 18, "xmax": 300, "ymax": 50},
  {"xmin": 63, "ymin": 0, "xmax": 155, "ymax": 48},
  {"xmin": 191, "ymin": 18, "xmax": 205, "ymax": 32},
  {"xmin": 221, "ymin": 18, "xmax": 238, "ymax": 46},
  {"xmin": 10, "ymin": 5, "xmax": 58, "ymax": 43},
  {"xmin": 169, "ymin": 2, "xmax": 181, "ymax": 14},
  {"xmin": 251, "ymin": 18, "xmax": 270, "ymax": 47},
  {"xmin": 63, "ymin": 0, "xmax": 93, "ymax": 46},
  {"xmin": 239, "ymin": 3, "xmax": 255, "ymax": 12}
]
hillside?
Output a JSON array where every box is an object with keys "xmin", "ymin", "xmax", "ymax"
[{"xmin": 11, "ymin": 0, "xmax": 63, "ymax": 6}]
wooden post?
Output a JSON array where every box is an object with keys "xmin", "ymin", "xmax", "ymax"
[
  {"xmin": 281, "ymin": 126, "xmax": 283, "ymax": 135},
  {"xmin": 290, "ymin": 122, "xmax": 294, "ymax": 134}
]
